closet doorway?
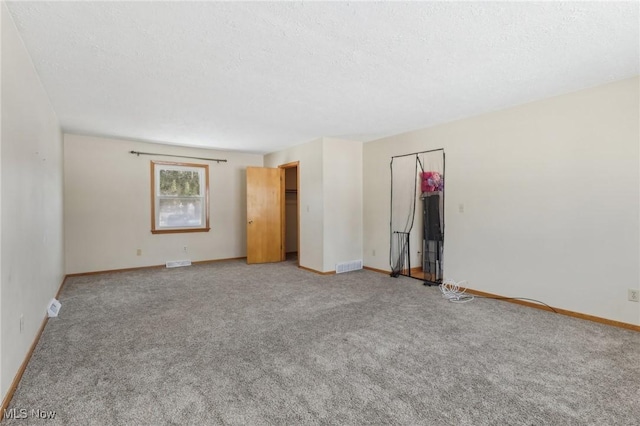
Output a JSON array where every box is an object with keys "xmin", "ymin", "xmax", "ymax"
[{"xmin": 279, "ymin": 162, "xmax": 300, "ymax": 266}]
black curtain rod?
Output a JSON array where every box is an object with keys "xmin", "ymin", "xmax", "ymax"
[
  {"xmin": 129, "ymin": 150, "xmax": 227, "ymax": 163},
  {"xmin": 391, "ymin": 148, "xmax": 444, "ymax": 159}
]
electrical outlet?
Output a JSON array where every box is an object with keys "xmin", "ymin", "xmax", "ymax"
[
  {"xmin": 136, "ymin": 249, "xmax": 142, "ymax": 256},
  {"xmin": 19, "ymin": 315, "xmax": 24, "ymax": 333},
  {"xmin": 372, "ymin": 249, "xmax": 376, "ymax": 256},
  {"xmin": 628, "ymin": 289, "xmax": 639, "ymax": 302},
  {"xmin": 183, "ymin": 246, "xmax": 188, "ymax": 253}
]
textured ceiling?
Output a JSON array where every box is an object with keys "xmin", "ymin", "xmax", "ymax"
[{"xmin": 6, "ymin": 1, "xmax": 639, "ymax": 153}]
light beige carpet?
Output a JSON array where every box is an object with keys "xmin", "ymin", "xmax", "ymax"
[{"xmin": 5, "ymin": 259, "xmax": 640, "ymax": 425}]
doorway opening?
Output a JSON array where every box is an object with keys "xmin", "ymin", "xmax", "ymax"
[{"xmin": 279, "ymin": 162, "xmax": 300, "ymax": 266}]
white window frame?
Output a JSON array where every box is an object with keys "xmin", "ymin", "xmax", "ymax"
[{"xmin": 151, "ymin": 161, "xmax": 210, "ymax": 234}]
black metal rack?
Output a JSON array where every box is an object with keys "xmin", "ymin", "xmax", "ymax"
[{"xmin": 422, "ymin": 191, "xmax": 444, "ymax": 286}]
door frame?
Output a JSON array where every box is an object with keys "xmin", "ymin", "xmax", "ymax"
[{"xmin": 278, "ymin": 161, "xmax": 300, "ymax": 266}]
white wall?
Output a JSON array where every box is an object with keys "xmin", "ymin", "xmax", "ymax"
[
  {"xmin": 364, "ymin": 76, "xmax": 640, "ymax": 326},
  {"xmin": 265, "ymin": 137, "xmax": 363, "ymax": 273},
  {"xmin": 1, "ymin": 3, "xmax": 65, "ymax": 398},
  {"xmin": 323, "ymin": 138, "xmax": 363, "ymax": 271},
  {"xmin": 64, "ymin": 134, "xmax": 263, "ymax": 274},
  {"xmin": 264, "ymin": 139, "xmax": 324, "ymax": 271}
]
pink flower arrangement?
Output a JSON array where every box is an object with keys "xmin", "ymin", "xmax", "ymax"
[{"xmin": 421, "ymin": 171, "xmax": 444, "ymax": 192}]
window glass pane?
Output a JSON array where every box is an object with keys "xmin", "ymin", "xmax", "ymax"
[
  {"xmin": 159, "ymin": 170, "xmax": 201, "ymax": 196},
  {"xmin": 152, "ymin": 161, "xmax": 209, "ymax": 233},
  {"xmin": 158, "ymin": 198, "xmax": 203, "ymax": 227}
]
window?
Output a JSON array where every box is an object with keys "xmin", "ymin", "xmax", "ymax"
[{"xmin": 151, "ymin": 161, "xmax": 210, "ymax": 234}]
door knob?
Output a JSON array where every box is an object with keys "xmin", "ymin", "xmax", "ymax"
[{"xmin": 248, "ymin": 220, "xmax": 253, "ymax": 224}]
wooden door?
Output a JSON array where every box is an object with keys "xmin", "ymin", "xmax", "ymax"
[{"xmin": 246, "ymin": 167, "xmax": 283, "ymax": 264}]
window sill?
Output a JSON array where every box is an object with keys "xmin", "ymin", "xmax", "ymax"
[{"xmin": 151, "ymin": 228, "xmax": 211, "ymax": 234}]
